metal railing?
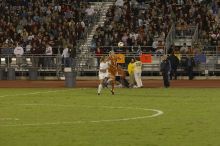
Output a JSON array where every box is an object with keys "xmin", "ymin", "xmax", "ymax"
[
  {"xmin": 192, "ymin": 24, "xmax": 199, "ymax": 45},
  {"xmin": 0, "ymin": 46, "xmax": 220, "ymax": 78},
  {"xmin": 165, "ymin": 24, "xmax": 175, "ymax": 53}
]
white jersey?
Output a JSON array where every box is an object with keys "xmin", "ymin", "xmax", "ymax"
[
  {"xmin": 134, "ymin": 61, "xmax": 142, "ymax": 73},
  {"xmin": 14, "ymin": 46, "xmax": 24, "ymax": 56},
  {"xmin": 62, "ymin": 47, "xmax": 70, "ymax": 58},
  {"xmin": 133, "ymin": 61, "xmax": 143, "ymax": 87},
  {"xmin": 45, "ymin": 46, "xmax": 53, "ymax": 55},
  {"xmin": 99, "ymin": 62, "xmax": 109, "ymax": 80}
]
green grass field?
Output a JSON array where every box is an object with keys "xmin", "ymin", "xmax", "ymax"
[{"xmin": 0, "ymin": 88, "xmax": 220, "ymax": 146}]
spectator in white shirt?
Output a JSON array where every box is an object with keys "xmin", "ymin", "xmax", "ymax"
[
  {"xmin": 45, "ymin": 44, "xmax": 53, "ymax": 55},
  {"xmin": 180, "ymin": 43, "xmax": 188, "ymax": 54},
  {"xmin": 25, "ymin": 42, "xmax": 32, "ymax": 53},
  {"xmin": 85, "ymin": 5, "xmax": 95, "ymax": 16},
  {"xmin": 85, "ymin": 4, "xmax": 95, "ymax": 24},
  {"xmin": 14, "ymin": 42, "xmax": 24, "ymax": 67},
  {"xmin": 62, "ymin": 45, "xmax": 71, "ymax": 67},
  {"xmin": 27, "ymin": 32, "xmax": 34, "ymax": 41},
  {"xmin": 129, "ymin": 32, "xmax": 139, "ymax": 41},
  {"xmin": 4, "ymin": 37, "xmax": 14, "ymax": 47},
  {"xmin": 115, "ymin": 0, "xmax": 124, "ymax": 7},
  {"xmin": 152, "ymin": 39, "xmax": 158, "ymax": 52},
  {"xmin": 5, "ymin": 38, "xmax": 14, "ymax": 44},
  {"xmin": 44, "ymin": 43, "xmax": 53, "ymax": 68}
]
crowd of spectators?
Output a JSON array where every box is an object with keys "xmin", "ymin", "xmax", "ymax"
[
  {"xmin": 0, "ymin": 0, "xmax": 98, "ymax": 59},
  {"xmin": 92, "ymin": 0, "xmax": 220, "ymax": 56},
  {"xmin": 0, "ymin": 0, "xmax": 220, "ymax": 61},
  {"xmin": 92, "ymin": 0, "xmax": 168, "ymax": 55}
]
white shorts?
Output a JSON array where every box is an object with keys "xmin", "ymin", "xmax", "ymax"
[{"xmin": 99, "ymin": 72, "xmax": 108, "ymax": 80}]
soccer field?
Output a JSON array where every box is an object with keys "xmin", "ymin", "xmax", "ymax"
[{"xmin": 0, "ymin": 88, "xmax": 219, "ymax": 146}]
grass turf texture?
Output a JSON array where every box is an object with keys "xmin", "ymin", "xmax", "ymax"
[{"xmin": 0, "ymin": 88, "xmax": 219, "ymax": 146}]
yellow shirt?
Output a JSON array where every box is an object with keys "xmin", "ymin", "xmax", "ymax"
[
  {"xmin": 128, "ymin": 62, "xmax": 134, "ymax": 75},
  {"xmin": 174, "ymin": 53, "xmax": 181, "ymax": 60}
]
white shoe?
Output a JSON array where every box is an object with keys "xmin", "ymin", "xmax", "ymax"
[{"xmin": 133, "ymin": 85, "xmax": 138, "ymax": 88}]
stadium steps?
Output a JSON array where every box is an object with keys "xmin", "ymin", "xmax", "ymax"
[
  {"xmin": 79, "ymin": 2, "xmax": 114, "ymax": 54},
  {"xmin": 77, "ymin": 2, "xmax": 114, "ymax": 71}
]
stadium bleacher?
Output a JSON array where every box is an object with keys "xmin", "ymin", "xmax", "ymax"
[{"xmin": 0, "ymin": 0, "xmax": 220, "ymax": 79}]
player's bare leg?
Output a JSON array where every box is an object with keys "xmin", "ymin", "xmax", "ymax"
[
  {"xmin": 97, "ymin": 79, "xmax": 103, "ymax": 95},
  {"xmin": 111, "ymin": 80, "xmax": 115, "ymax": 95},
  {"xmin": 102, "ymin": 77, "xmax": 109, "ymax": 88},
  {"xmin": 107, "ymin": 76, "xmax": 115, "ymax": 95}
]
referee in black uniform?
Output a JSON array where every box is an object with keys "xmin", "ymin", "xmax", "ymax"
[{"xmin": 160, "ymin": 55, "xmax": 171, "ymax": 88}]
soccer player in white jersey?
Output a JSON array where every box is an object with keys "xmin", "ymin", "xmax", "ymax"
[
  {"xmin": 97, "ymin": 56, "xmax": 109, "ymax": 95},
  {"xmin": 133, "ymin": 58, "xmax": 143, "ymax": 88}
]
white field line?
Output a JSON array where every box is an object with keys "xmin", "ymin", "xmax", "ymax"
[
  {"xmin": 0, "ymin": 104, "xmax": 163, "ymax": 127},
  {"xmin": 0, "ymin": 118, "xmax": 19, "ymax": 121},
  {"xmin": 0, "ymin": 89, "xmax": 68, "ymax": 98}
]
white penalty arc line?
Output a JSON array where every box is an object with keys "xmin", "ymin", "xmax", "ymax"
[{"xmin": 0, "ymin": 104, "xmax": 163, "ymax": 127}]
